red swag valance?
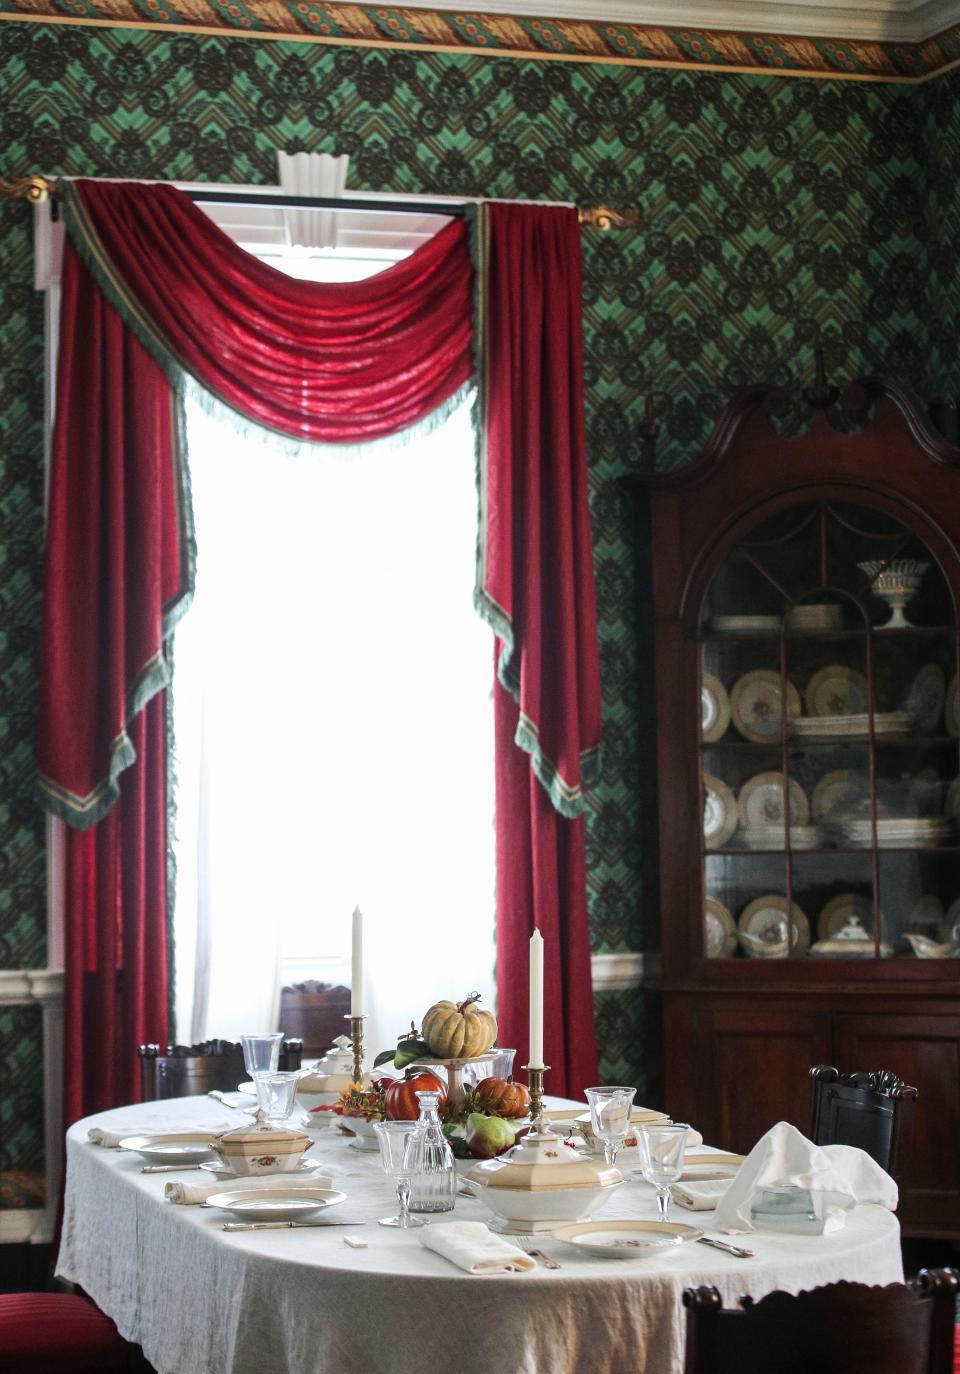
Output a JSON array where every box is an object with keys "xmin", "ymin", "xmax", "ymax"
[{"xmin": 39, "ymin": 181, "xmax": 601, "ymax": 1105}]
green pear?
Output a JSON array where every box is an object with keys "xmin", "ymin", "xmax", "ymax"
[{"xmin": 466, "ymin": 1112, "xmax": 517, "ymax": 1159}]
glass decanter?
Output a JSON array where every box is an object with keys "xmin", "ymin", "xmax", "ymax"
[{"xmin": 406, "ymin": 1089, "xmax": 456, "ymax": 1214}]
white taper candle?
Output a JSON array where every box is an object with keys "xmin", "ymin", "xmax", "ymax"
[
  {"xmin": 351, "ymin": 906, "xmax": 363, "ymax": 1018},
  {"xmin": 528, "ymin": 929, "xmax": 544, "ymax": 1069}
]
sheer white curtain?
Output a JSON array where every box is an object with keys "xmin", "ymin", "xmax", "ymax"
[{"xmin": 172, "ymin": 390, "xmax": 496, "ymax": 1059}]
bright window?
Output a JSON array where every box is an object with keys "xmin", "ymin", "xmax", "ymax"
[{"xmin": 171, "ymin": 248, "xmax": 496, "ymax": 1061}]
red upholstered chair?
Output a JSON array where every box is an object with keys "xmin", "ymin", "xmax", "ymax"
[{"xmin": 0, "ymin": 1291, "xmax": 149, "ymax": 1373}]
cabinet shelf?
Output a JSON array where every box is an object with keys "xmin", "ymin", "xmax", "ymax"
[
  {"xmin": 707, "ymin": 845, "xmax": 960, "ymax": 856},
  {"xmin": 701, "ymin": 625, "xmax": 956, "ymax": 643},
  {"xmin": 702, "ymin": 735, "xmax": 960, "ymax": 750}
]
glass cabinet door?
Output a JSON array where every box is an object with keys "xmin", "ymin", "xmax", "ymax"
[{"xmin": 699, "ymin": 501, "xmax": 960, "ymax": 961}]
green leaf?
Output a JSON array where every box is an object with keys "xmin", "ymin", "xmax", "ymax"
[
  {"xmin": 372, "ymin": 1049, "xmax": 397, "ymax": 1067},
  {"xmin": 393, "ymin": 1037, "xmax": 432, "ymax": 1070}
]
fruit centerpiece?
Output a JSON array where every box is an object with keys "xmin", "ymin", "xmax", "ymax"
[{"xmin": 374, "ymin": 992, "xmax": 501, "ymax": 1106}]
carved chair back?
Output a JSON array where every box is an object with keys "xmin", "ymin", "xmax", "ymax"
[
  {"xmin": 138, "ymin": 1038, "xmax": 303, "ymax": 1101},
  {"xmin": 682, "ymin": 1269, "xmax": 959, "ymax": 1374},
  {"xmin": 809, "ymin": 1065, "xmax": 917, "ymax": 1180}
]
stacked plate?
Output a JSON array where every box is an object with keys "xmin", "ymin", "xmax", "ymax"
[
  {"xmin": 709, "ymin": 614, "xmax": 781, "ymax": 635},
  {"xmin": 740, "ymin": 825, "xmax": 820, "ymax": 850},
  {"xmin": 785, "ymin": 603, "xmax": 844, "ymax": 632},
  {"xmin": 831, "ymin": 816, "xmax": 954, "ymax": 848},
  {"xmin": 791, "ymin": 711, "xmax": 912, "ymax": 738}
]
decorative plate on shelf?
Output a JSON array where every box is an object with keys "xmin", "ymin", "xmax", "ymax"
[
  {"xmin": 737, "ymin": 896, "xmax": 811, "ymax": 957},
  {"xmin": 705, "ymin": 897, "xmax": 737, "ymax": 958},
  {"xmin": 709, "ymin": 615, "xmax": 782, "ymax": 636},
  {"xmin": 818, "ymin": 893, "xmax": 878, "ymax": 940},
  {"xmin": 805, "ymin": 665, "xmax": 869, "ymax": 718},
  {"xmin": 834, "ymin": 816, "xmax": 954, "ymax": 847},
  {"xmin": 903, "ymin": 664, "xmax": 947, "ymax": 735},
  {"xmin": 738, "ymin": 772, "xmax": 810, "ymax": 829},
  {"xmin": 946, "ymin": 675, "xmax": 959, "ymax": 738},
  {"xmin": 701, "ymin": 672, "xmax": 731, "ymax": 743},
  {"xmin": 730, "ymin": 670, "xmax": 801, "ymax": 743},
  {"xmin": 703, "ymin": 775, "xmax": 738, "ymax": 850},
  {"xmin": 811, "ymin": 770, "xmax": 869, "ymax": 821}
]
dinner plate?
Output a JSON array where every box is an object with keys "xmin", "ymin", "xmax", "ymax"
[
  {"xmin": 705, "ymin": 897, "xmax": 737, "ymax": 958},
  {"xmin": 791, "ymin": 712, "xmax": 911, "ymax": 738},
  {"xmin": 703, "ymin": 775, "xmax": 737, "ymax": 850},
  {"xmin": 904, "ymin": 664, "xmax": 946, "ymax": 735},
  {"xmin": 199, "ymin": 1158, "xmax": 325, "ymax": 1179},
  {"xmin": 681, "ymin": 1153, "xmax": 745, "ymax": 1181},
  {"xmin": 738, "ymin": 772, "xmax": 810, "ymax": 829},
  {"xmin": 709, "ymin": 615, "xmax": 781, "ymax": 636},
  {"xmin": 701, "ymin": 672, "xmax": 731, "ymax": 743},
  {"xmin": 551, "ymin": 1220, "xmax": 700, "ymax": 1259},
  {"xmin": 202, "ymin": 1187, "xmax": 346, "ymax": 1221},
  {"xmin": 738, "ymin": 895, "xmax": 811, "ymax": 956},
  {"xmin": 730, "ymin": 670, "xmax": 801, "ymax": 743},
  {"xmin": 805, "ymin": 665, "xmax": 869, "ymax": 718},
  {"xmin": 785, "ymin": 602, "xmax": 843, "ymax": 631},
  {"xmin": 117, "ymin": 1135, "xmax": 218, "ymax": 1165},
  {"xmin": 811, "ymin": 770, "xmax": 869, "ymax": 821}
]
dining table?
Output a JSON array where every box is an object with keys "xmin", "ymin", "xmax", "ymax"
[{"xmin": 57, "ymin": 1095, "xmax": 904, "ymax": 1374}]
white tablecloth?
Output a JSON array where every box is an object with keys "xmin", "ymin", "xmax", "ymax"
[{"xmin": 57, "ymin": 1097, "xmax": 903, "ymax": 1374}]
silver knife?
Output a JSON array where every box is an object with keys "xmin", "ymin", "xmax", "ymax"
[
  {"xmin": 142, "ymin": 1164, "xmax": 205, "ymax": 1173},
  {"xmin": 697, "ymin": 1235, "xmax": 754, "ymax": 1259},
  {"xmin": 222, "ymin": 1220, "xmax": 367, "ymax": 1231}
]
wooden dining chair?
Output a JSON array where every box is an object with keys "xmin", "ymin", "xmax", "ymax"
[
  {"xmin": 809, "ymin": 1065, "xmax": 917, "ymax": 1179},
  {"xmin": 682, "ymin": 1268, "xmax": 959, "ymax": 1374},
  {"xmin": 137, "ymin": 1037, "xmax": 303, "ymax": 1101},
  {"xmin": 0, "ymin": 1291, "xmax": 153, "ymax": 1373}
]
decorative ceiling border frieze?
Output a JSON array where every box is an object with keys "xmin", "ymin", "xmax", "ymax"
[{"xmin": 1, "ymin": 1, "xmax": 958, "ymax": 80}]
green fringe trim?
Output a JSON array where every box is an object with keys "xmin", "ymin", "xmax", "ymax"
[{"xmin": 466, "ymin": 202, "xmax": 599, "ymax": 821}]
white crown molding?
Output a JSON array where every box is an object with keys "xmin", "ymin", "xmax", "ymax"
[
  {"xmin": 591, "ymin": 951, "xmax": 644, "ymax": 991},
  {"xmin": 400, "ymin": 0, "xmax": 958, "ymax": 42}
]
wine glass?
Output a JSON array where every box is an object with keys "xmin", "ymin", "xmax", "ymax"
[
  {"xmin": 585, "ymin": 1086, "xmax": 636, "ymax": 1165},
  {"xmin": 241, "ymin": 1033, "xmax": 284, "ymax": 1076},
  {"xmin": 372, "ymin": 1121, "xmax": 426, "ymax": 1229},
  {"xmin": 636, "ymin": 1123, "xmax": 690, "ymax": 1221}
]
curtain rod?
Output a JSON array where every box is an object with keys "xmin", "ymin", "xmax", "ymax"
[{"xmin": 0, "ymin": 175, "xmax": 639, "ymax": 230}]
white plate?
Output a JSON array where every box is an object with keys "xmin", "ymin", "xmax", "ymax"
[
  {"xmin": 551, "ymin": 1220, "xmax": 700, "ymax": 1258},
  {"xmin": 705, "ymin": 898, "xmax": 737, "ymax": 958},
  {"xmin": 701, "ymin": 673, "xmax": 731, "ymax": 743},
  {"xmin": 118, "ymin": 1136, "xmax": 218, "ymax": 1164},
  {"xmin": 730, "ymin": 671, "xmax": 801, "ymax": 743},
  {"xmin": 811, "ymin": 770, "xmax": 869, "ymax": 821},
  {"xmin": 202, "ymin": 1187, "xmax": 346, "ymax": 1221},
  {"xmin": 904, "ymin": 664, "xmax": 946, "ymax": 735},
  {"xmin": 738, "ymin": 772, "xmax": 810, "ymax": 829},
  {"xmin": 738, "ymin": 896, "xmax": 810, "ymax": 955},
  {"xmin": 680, "ymin": 1163, "xmax": 742, "ymax": 1181},
  {"xmin": 199, "ymin": 1158, "xmax": 325, "ymax": 1179},
  {"xmin": 805, "ymin": 665, "xmax": 869, "ymax": 718},
  {"xmin": 703, "ymin": 775, "xmax": 737, "ymax": 850},
  {"xmin": 791, "ymin": 712, "xmax": 911, "ymax": 738},
  {"xmin": 709, "ymin": 615, "xmax": 782, "ymax": 635}
]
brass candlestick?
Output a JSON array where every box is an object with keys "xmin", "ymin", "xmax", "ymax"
[
  {"xmin": 345, "ymin": 1014, "xmax": 366, "ymax": 1086},
  {"xmin": 524, "ymin": 1063, "xmax": 550, "ymax": 1130}
]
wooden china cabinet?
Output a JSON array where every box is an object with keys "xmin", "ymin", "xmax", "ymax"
[{"xmin": 622, "ymin": 377, "xmax": 960, "ymax": 1238}]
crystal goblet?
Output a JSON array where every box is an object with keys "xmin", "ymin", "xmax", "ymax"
[
  {"xmin": 373, "ymin": 1120, "xmax": 426, "ymax": 1229},
  {"xmin": 241, "ymin": 1033, "xmax": 284, "ymax": 1076},
  {"xmin": 252, "ymin": 1069, "xmax": 302, "ymax": 1123},
  {"xmin": 636, "ymin": 1123, "xmax": 690, "ymax": 1221},
  {"xmin": 585, "ymin": 1086, "xmax": 636, "ymax": 1166}
]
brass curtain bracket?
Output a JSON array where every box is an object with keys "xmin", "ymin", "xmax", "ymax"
[
  {"xmin": 577, "ymin": 205, "xmax": 639, "ymax": 231},
  {"xmin": 0, "ymin": 175, "xmax": 58, "ymax": 204}
]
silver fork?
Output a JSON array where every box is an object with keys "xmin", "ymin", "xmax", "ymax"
[{"xmin": 517, "ymin": 1235, "xmax": 562, "ymax": 1270}]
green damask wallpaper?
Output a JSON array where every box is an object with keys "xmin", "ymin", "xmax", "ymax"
[{"xmin": 0, "ymin": 19, "xmax": 957, "ymax": 1199}]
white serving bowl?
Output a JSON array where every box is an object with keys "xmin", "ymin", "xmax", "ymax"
[
  {"xmin": 338, "ymin": 1114, "xmax": 381, "ymax": 1150},
  {"xmin": 467, "ymin": 1128, "xmax": 623, "ymax": 1233}
]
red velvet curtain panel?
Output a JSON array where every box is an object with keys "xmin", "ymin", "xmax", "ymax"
[
  {"xmin": 474, "ymin": 204, "xmax": 602, "ymax": 1096},
  {"xmin": 40, "ymin": 182, "xmax": 601, "ymax": 1121}
]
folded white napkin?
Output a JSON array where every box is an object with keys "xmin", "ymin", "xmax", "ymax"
[
  {"xmin": 88, "ymin": 1126, "xmax": 229, "ymax": 1149},
  {"xmin": 165, "ymin": 1173, "xmax": 333, "ymax": 1205},
  {"xmin": 418, "ymin": 1221, "xmax": 536, "ymax": 1273},
  {"xmin": 713, "ymin": 1121, "xmax": 898, "ymax": 1235},
  {"xmin": 670, "ymin": 1178, "xmax": 733, "ymax": 1211}
]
